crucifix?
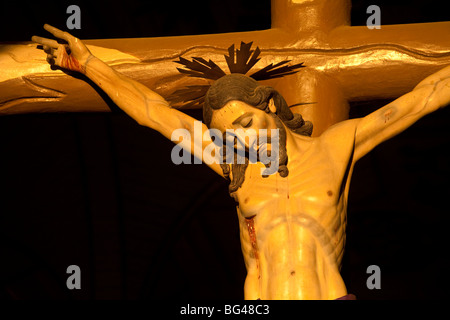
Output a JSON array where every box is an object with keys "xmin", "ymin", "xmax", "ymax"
[{"xmin": 1, "ymin": 0, "xmax": 449, "ymax": 299}]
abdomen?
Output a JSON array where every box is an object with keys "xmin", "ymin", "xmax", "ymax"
[{"xmin": 239, "ymin": 210, "xmax": 348, "ymax": 300}]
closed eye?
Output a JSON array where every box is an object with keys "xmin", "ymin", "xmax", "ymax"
[
  {"xmin": 232, "ymin": 112, "xmax": 254, "ymax": 126},
  {"xmin": 241, "ymin": 117, "xmax": 253, "ymax": 128}
]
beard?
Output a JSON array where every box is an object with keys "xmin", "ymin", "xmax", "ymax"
[{"xmin": 220, "ymin": 114, "xmax": 289, "ymax": 201}]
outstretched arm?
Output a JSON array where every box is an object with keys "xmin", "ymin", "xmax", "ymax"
[
  {"xmin": 32, "ymin": 25, "xmax": 224, "ymax": 177},
  {"xmin": 353, "ymin": 64, "xmax": 450, "ymax": 162}
]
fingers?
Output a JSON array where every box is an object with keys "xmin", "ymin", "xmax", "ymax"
[
  {"xmin": 45, "ymin": 45, "xmax": 59, "ymax": 65},
  {"xmin": 43, "ymin": 45, "xmax": 52, "ymax": 54},
  {"xmin": 43, "ymin": 24, "xmax": 72, "ymax": 42},
  {"xmin": 42, "ymin": 43, "xmax": 68, "ymax": 66},
  {"xmin": 31, "ymin": 36, "xmax": 59, "ymax": 48},
  {"xmin": 46, "ymin": 53, "xmax": 55, "ymax": 65}
]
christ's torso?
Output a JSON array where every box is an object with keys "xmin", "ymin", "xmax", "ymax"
[{"xmin": 233, "ymin": 120, "xmax": 358, "ymax": 300}]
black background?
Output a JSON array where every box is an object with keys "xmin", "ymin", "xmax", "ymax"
[{"xmin": 0, "ymin": 0, "xmax": 449, "ymax": 300}]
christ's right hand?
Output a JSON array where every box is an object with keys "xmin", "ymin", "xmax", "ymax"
[{"xmin": 32, "ymin": 24, "xmax": 92, "ymax": 74}]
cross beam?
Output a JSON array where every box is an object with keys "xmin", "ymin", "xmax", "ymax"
[{"xmin": 0, "ymin": 0, "xmax": 449, "ymax": 135}]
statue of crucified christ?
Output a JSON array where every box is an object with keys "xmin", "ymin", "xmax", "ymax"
[{"xmin": 32, "ymin": 24, "xmax": 450, "ymax": 300}]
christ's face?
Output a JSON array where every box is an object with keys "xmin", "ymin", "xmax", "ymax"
[{"xmin": 209, "ymin": 99, "xmax": 278, "ymax": 155}]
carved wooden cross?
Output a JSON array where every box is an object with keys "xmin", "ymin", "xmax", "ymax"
[{"xmin": 1, "ymin": 0, "xmax": 449, "ymax": 137}]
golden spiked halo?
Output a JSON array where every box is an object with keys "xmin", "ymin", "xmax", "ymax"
[{"xmin": 167, "ymin": 42, "xmax": 306, "ymax": 108}]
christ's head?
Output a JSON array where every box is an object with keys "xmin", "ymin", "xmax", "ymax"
[{"xmin": 202, "ymin": 74, "xmax": 313, "ymax": 197}]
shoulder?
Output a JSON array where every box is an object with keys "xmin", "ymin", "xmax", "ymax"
[
  {"xmin": 318, "ymin": 119, "xmax": 359, "ymax": 144},
  {"xmin": 315, "ymin": 119, "xmax": 360, "ymax": 160}
]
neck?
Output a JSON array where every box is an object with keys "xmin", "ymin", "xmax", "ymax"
[{"xmin": 282, "ymin": 123, "xmax": 311, "ymax": 166}]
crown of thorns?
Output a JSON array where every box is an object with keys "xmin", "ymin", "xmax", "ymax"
[{"xmin": 167, "ymin": 42, "xmax": 305, "ymax": 108}]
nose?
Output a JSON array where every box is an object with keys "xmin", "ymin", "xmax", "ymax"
[{"xmin": 232, "ymin": 130, "xmax": 258, "ymax": 151}]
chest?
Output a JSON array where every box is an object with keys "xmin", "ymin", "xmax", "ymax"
[{"xmin": 233, "ymin": 149, "xmax": 345, "ymax": 217}]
